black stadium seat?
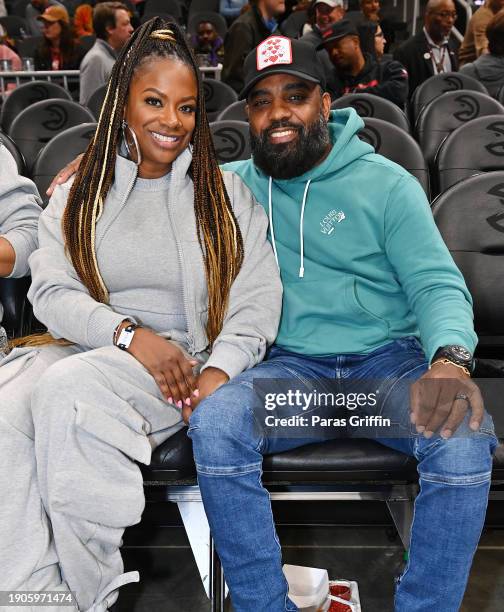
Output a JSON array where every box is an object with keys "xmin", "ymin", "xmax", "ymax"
[
  {"xmin": 0, "ymin": 81, "xmax": 72, "ymax": 134},
  {"xmin": 216, "ymin": 100, "xmax": 247, "ymax": 122},
  {"xmin": 0, "ymin": 277, "xmax": 31, "ymax": 338},
  {"xmin": 497, "ymin": 84, "xmax": 504, "ymax": 106},
  {"xmin": 0, "ymin": 15, "xmax": 27, "ymax": 38},
  {"xmin": 416, "ymin": 90, "xmax": 504, "ymax": 173},
  {"xmin": 32, "ymin": 123, "xmax": 97, "ymax": 207},
  {"xmin": 432, "ymin": 171, "xmax": 504, "ymax": 351},
  {"xmin": 331, "ymin": 93, "xmax": 411, "ymax": 133},
  {"xmin": 436, "ymin": 115, "xmax": 504, "ymax": 193},
  {"xmin": 86, "ymin": 84, "xmax": 108, "ymax": 121},
  {"xmin": 203, "ymin": 78, "xmax": 238, "ymax": 122},
  {"xmin": 209, "ymin": 120, "xmax": 250, "ymax": 164},
  {"xmin": 0, "ymin": 130, "xmax": 26, "ymax": 175},
  {"xmin": 357, "ymin": 117, "xmax": 430, "ymax": 197},
  {"xmin": 9, "ymin": 99, "xmax": 95, "ymax": 172},
  {"xmin": 410, "ymin": 72, "xmax": 489, "ymax": 125}
]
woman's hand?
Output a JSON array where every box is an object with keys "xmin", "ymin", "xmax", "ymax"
[
  {"xmin": 127, "ymin": 327, "xmax": 199, "ymax": 407},
  {"xmin": 182, "ymin": 367, "xmax": 229, "ymax": 424}
]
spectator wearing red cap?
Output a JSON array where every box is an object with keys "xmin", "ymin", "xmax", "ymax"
[
  {"xmin": 33, "ymin": 6, "xmax": 87, "ymax": 70},
  {"xmin": 26, "ymin": 0, "xmax": 66, "ymax": 37},
  {"xmin": 320, "ymin": 18, "xmax": 408, "ymax": 106}
]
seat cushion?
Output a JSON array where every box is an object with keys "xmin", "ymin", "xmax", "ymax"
[{"xmin": 144, "ymin": 428, "xmax": 504, "ymax": 485}]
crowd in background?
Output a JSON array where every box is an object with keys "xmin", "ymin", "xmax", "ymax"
[{"xmin": 0, "ymin": 0, "xmax": 503, "ymax": 108}]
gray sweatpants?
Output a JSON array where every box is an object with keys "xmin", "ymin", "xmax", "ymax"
[{"xmin": 0, "ymin": 344, "xmax": 187, "ymax": 611}]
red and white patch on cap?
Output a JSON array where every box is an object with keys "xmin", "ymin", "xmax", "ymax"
[{"xmin": 256, "ymin": 36, "xmax": 292, "ymax": 71}]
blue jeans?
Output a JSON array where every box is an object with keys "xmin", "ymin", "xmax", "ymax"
[{"xmin": 188, "ymin": 338, "xmax": 497, "ymax": 612}]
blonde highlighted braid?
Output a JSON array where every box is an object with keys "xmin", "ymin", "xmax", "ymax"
[{"xmin": 15, "ymin": 18, "xmax": 243, "ymax": 349}]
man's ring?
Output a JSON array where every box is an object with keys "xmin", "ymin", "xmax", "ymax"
[{"xmin": 455, "ymin": 393, "xmax": 470, "ymax": 405}]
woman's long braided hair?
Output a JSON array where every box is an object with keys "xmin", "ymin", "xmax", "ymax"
[{"xmin": 61, "ymin": 17, "xmax": 243, "ymax": 346}]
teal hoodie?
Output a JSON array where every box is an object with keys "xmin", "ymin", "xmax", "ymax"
[{"xmin": 224, "ymin": 109, "xmax": 477, "ymax": 361}]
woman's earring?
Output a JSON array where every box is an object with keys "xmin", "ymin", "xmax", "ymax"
[{"xmin": 122, "ymin": 120, "xmax": 142, "ymax": 166}]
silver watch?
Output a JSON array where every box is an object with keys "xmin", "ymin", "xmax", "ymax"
[{"xmin": 116, "ymin": 323, "xmax": 138, "ymax": 350}]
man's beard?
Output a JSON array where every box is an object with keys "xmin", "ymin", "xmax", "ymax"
[{"xmin": 249, "ymin": 113, "xmax": 331, "ymax": 180}]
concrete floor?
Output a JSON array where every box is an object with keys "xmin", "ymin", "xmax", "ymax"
[{"xmin": 115, "ymin": 502, "xmax": 504, "ymax": 611}]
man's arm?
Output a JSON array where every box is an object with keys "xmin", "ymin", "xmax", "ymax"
[
  {"xmin": 384, "ymin": 173, "xmax": 477, "ymax": 362},
  {"xmin": 384, "ymin": 173, "xmax": 483, "ymax": 437},
  {"xmin": 0, "ymin": 146, "xmax": 41, "ymax": 278}
]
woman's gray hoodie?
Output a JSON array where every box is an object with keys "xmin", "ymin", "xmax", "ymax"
[{"xmin": 28, "ymin": 146, "xmax": 283, "ymax": 379}]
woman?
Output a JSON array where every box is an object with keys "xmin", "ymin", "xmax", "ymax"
[
  {"xmin": 34, "ymin": 5, "xmax": 86, "ymax": 70},
  {"xmin": 0, "ymin": 17, "xmax": 282, "ymax": 611},
  {"xmin": 357, "ymin": 20, "xmax": 386, "ymax": 60}
]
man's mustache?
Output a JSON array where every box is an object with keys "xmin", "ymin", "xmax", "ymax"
[{"xmin": 261, "ymin": 122, "xmax": 302, "ymax": 140}]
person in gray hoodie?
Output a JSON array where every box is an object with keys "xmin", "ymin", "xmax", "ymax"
[
  {"xmin": 460, "ymin": 9, "xmax": 504, "ymax": 98},
  {"xmin": 0, "ymin": 146, "xmax": 41, "ymax": 355},
  {"xmin": 0, "ymin": 18, "xmax": 282, "ymax": 612},
  {"xmin": 79, "ymin": 2, "xmax": 133, "ymax": 105}
]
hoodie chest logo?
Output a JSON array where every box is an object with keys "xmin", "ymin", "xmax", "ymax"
[{"xmin": 320, "ymin": 209, "xmax": 346, "ymax": 235}]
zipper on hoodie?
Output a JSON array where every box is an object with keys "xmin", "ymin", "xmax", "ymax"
[{"xmin": 165, "ymin": 177, "xmax": 196, "ymax": 355}]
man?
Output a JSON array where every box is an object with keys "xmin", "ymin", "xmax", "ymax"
[
  {"xmin": 25, "ymin": 0, "xmax": 65, "ymax": 36},
  {"xmin": 301, "ymin": 1, "xmax": 346, "ymax": 100},
  {"xmin": 319, "ymin": 19, "xmax": 408, "ymax": 106},
  {"xmin": 459, "ymin": 0, "xmax": 504, "ymax": 66},
  {"xmin": 303, "ymin": 0, "xmax": 346, "ymax": 43},
  {"xmin": 79, "ymin": 1, "xmax": 133, "ymax": 106},
  {"xmin": 460, "ymin": 9, "xmax": 504, "ymax": 97},
  {"xmin": 0, "ymin": 146, "xmax": 41, "ymax": 356},
  {"xmin": 393, "ymin": 0, "xmax": 459, "ymax": 99},
  {"xmin": 190, "ymin": 19, "xmax": 225, "ymax": 67},
  {"xmin": 222, "ymin": 0, "xmax": 286, "ymax": 93},
  {"xmin": 359, "ymin": 0, "xmax": 380, "ymax": 23},
  {"xmin": 187, "ymin": 36, "xmax": 497, "ymax": 611}
]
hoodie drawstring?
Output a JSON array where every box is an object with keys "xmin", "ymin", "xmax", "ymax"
[
  {"xmin": 299, "ymin": 179, "xmax": 311, "ymax": 278},
  {"xmin": 268, "ymin": 176, "xmax": 280, "ymax": 270},
  {"xmin": 268, "ymin": 176, "xmax": 312, "ymax": 279}
]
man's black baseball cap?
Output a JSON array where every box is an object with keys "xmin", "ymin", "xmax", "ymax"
[
  {"xmin": 316, "ymin": 19, "xmax": 359, "ymax": 49},
  {"xmin": 239, "ymin": 35, "xmax": 327, "ymax": 100}
]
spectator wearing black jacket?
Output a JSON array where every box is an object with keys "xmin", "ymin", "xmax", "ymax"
[
  {"xmin": 222, "ymin": 0, "xmax": 286, "ymax": 93},
  {"xmin": 319, "ymin": 18, "xmax": 408, "ymax": 107},
  {"xmin": 393, "ymin": 0, "xmax": 459, "ymax": 99}
]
